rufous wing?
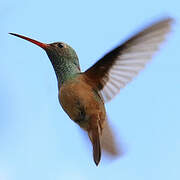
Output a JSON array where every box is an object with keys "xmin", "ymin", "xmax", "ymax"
[{"xmin": 84, "ymin": 18, "xmax": 173, "ymax": 102}]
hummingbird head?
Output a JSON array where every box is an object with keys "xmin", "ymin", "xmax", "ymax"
[
  {"xmin": 9, "ymin": 33, "xmax": 81, "ymax": 83},
  {"xmin": 45, "ymin": 42, "xmax": 80, "ymax": 69}
]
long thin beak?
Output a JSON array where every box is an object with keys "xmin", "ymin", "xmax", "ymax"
[{"xmin": 9, "ymin": 33, "xmax": 49, "ymax": 50}]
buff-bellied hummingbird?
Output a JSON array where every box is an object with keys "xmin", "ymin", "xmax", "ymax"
[{"xmin": 9, "ymin": 17, "xmax": 173, "ymax": 166}]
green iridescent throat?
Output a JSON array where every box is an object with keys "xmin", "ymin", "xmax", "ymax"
[
  {"xmin": 46, "ymin": 49, "xmax": 81, "ymax": 85},
  {"xmin": 55, "ymin": 60, "xmax": 80, "ymax": 85}
]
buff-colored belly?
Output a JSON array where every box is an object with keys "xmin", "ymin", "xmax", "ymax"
[{"xmin": 58, "ymin": 75, "xmax": 106, "ymax": 131}]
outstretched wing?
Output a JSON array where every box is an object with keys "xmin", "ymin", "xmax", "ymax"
[{"xmin": 84, "ymin": 18, "xmax": 173, "ymax": 102}]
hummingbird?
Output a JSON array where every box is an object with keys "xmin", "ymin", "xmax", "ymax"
[{"xmin": 9, "ymin": 17, "xmax": 173, "ymax": 166}]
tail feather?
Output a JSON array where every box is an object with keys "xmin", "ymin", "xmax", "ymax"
[
  {"xmin": 88, "ymin": 128, "xmax": 101, "ymax": 166},
  {"xmin": 101, "ymin": 120, "xmax": 119, "ymax": 156}
]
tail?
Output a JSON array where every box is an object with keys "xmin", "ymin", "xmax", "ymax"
[
  {"xmin": 88, "ymin": 127, "xmax": 101, "ymax": 166},
  {"xmin": 101, "ymin": 120, "xmax": 120, "ymax": 156}
]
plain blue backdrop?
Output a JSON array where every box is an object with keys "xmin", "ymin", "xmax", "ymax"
[{"xmin": 1, "ymin": 0, "xmax": 180, "ymax": 179}]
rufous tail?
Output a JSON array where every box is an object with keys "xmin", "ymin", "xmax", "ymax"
[
  {"xmin": 88, "ymin": 127, "xmax": 101, "ymax": 166},
  {"xmin": 101, "ymin": 120, "xmax": 120, "ymax": 156}
]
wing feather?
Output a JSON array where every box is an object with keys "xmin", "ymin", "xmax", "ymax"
[{"xmin": 84, "ymin": 18, "xmax": 173, "ymax": 102}]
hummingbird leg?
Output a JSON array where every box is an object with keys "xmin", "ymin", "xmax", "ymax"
[
  {"xmin": 73, "ymin": 101, "xmax": 90, "ymax": 130},
  {"xmin": 74, "ymin": 107, "xmax": 86, "ymax": 124}
]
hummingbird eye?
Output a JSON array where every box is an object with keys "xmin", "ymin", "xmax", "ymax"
[{"xmin": 57, "ymin": 43, "xmax": 64, "ymax": 48}]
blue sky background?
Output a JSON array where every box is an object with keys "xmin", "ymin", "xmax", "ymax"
[{"xmin": 1, "ymin": 0, "xmax": 180, "ymax": 179}]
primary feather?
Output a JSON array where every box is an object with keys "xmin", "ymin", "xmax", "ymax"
[{"xmin": 85, "ymin": 18, "xmax": 173, "ymax": 102}]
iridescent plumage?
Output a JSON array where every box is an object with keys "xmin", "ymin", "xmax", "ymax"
[{"xmin": 9, "ymin": 17, "xmax": 173, "ymax": 166}]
